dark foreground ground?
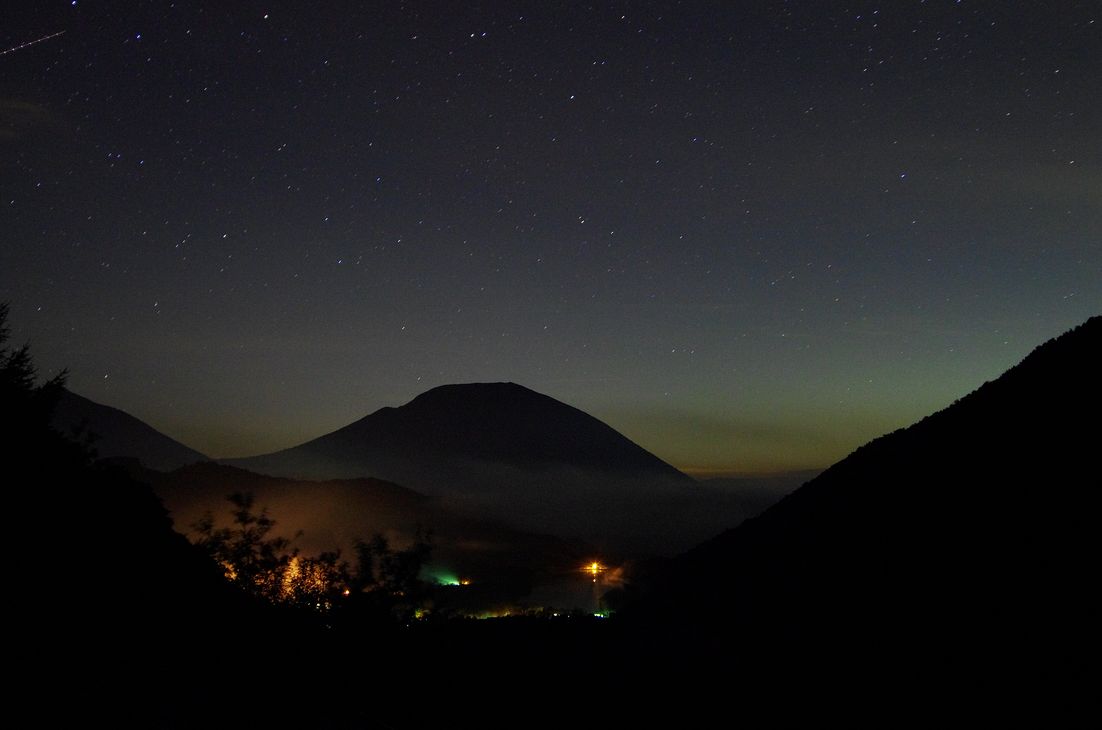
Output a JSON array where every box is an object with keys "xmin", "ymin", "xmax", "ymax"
[{"xmin": 33, "ymin": 601, "xmax": 1093, "ymax": 729}]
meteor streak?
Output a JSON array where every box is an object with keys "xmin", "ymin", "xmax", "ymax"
[{"xmin": 0, "ymin": 31, "xmax": 66, "ymax": 57}]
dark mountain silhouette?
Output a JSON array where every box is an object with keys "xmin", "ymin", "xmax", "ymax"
[
  {"xmin": 51, "ymin": 388, "xmax": 207, "ymax": 470},
  {"xmin": 227, "ymin": 382, "xmax": 701, "ymax": 553},
  {"xmin": 229, "ymin": 381, "xmax": 688, "ymax": 482},
  {"xmin": 624, "ymin": 316, "xmax": 1101, "ymax": 721}
]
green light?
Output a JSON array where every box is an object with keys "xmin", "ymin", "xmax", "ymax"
[{"xmin": 421, "ymin": 565, "xmax": 461, "ymax": 586}]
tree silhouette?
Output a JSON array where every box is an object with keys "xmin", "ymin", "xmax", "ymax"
[
  {"xmin": 193, "ymin": 491, "xmax": 433, "ymax": 618},
  {"xmin": 1, "ymin": 302, "xmax": 70, "ymax": 442},
  {"xmin": 347, "ymin": 529, "xmax": 434, "ymax": 621},
  {"xmin": 193, "ymin": 492, "xmax": 294, "ymax": 596}
]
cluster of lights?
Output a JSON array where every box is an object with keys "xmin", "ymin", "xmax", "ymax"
[{"xmin": 436, "ymin": 574, "xmax": 473, "ymax": 587}]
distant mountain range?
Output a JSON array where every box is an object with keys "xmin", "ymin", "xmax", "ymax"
[
  {"xmin": 49, "ymin": 381, "xmax": 799, "ymax": 555},
  {"xmin": 628, "ymin": 315, "xmax": 1100, "ymax": 712},
  {"xmin": 51, "ymin": 389, "xmax": 208, "ymax": 471},
  {"xmin": 226, "ymin": 382, "xmax": 708, "ymax": 552}
]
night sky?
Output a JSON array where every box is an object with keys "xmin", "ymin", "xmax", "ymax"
[{"xmin": 2, "ymin": 1, "xmax": 1098, "ymax": 475}]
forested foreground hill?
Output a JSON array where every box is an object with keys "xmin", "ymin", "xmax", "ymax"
[{"xmin": 619, "ymin": 315, "xmax": 1100, "ymax": 721}]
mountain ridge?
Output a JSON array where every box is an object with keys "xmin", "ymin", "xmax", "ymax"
[
  {"xmin": 43, "ymin": 381, "xmax": 776, "ymax": 554},
  {"xmin": 623, "ymin": 315, "xmax": 1100, "ymax": 712},
  {"xmin": 51, "ymin": 389, "xmax": 208, "ymax": 471},
  {"xmin": 230, "ymin": 381, "xmax": 690, "ymax": 482}
]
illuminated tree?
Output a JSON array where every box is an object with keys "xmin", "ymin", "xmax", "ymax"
[
  {"xmin": 192, "ymin": 492, "xmax": 347, "ymax": 609},
  {"xmin": 192, "ymin": 492, "xmax": 433, "ymax": 618}
]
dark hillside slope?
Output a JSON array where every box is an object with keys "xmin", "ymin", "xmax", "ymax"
[
  {"xmin": 627, "ymin": 316, "xmax": 1100, "ymax": 716},
  {"xmin": 51, "ymin": 388, "xmax": 207, "ymax": 470}
]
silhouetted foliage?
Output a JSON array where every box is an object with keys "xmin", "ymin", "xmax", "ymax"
[
  {"xmin": 194, "ymin": 492, "xmax": 298, "ymax": 595},
  {"xmin": 1, "ymin": 302, "xmax": 78, "ymax": 459},
  {"xmin": 193, "ymin": 491, "xmax": 432, "ymax": 619},
  {"xmin": 348, "ymin": 528, "xmax": 434, "ymax": 621},
  {"xmin": 1, "ymin": 302, "xmax": 59, "ymax": 394}
]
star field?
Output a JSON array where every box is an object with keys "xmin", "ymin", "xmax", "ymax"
[{"xmin": 2, "ymin": 1, "xmax": 1099, "ymax": 473}]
